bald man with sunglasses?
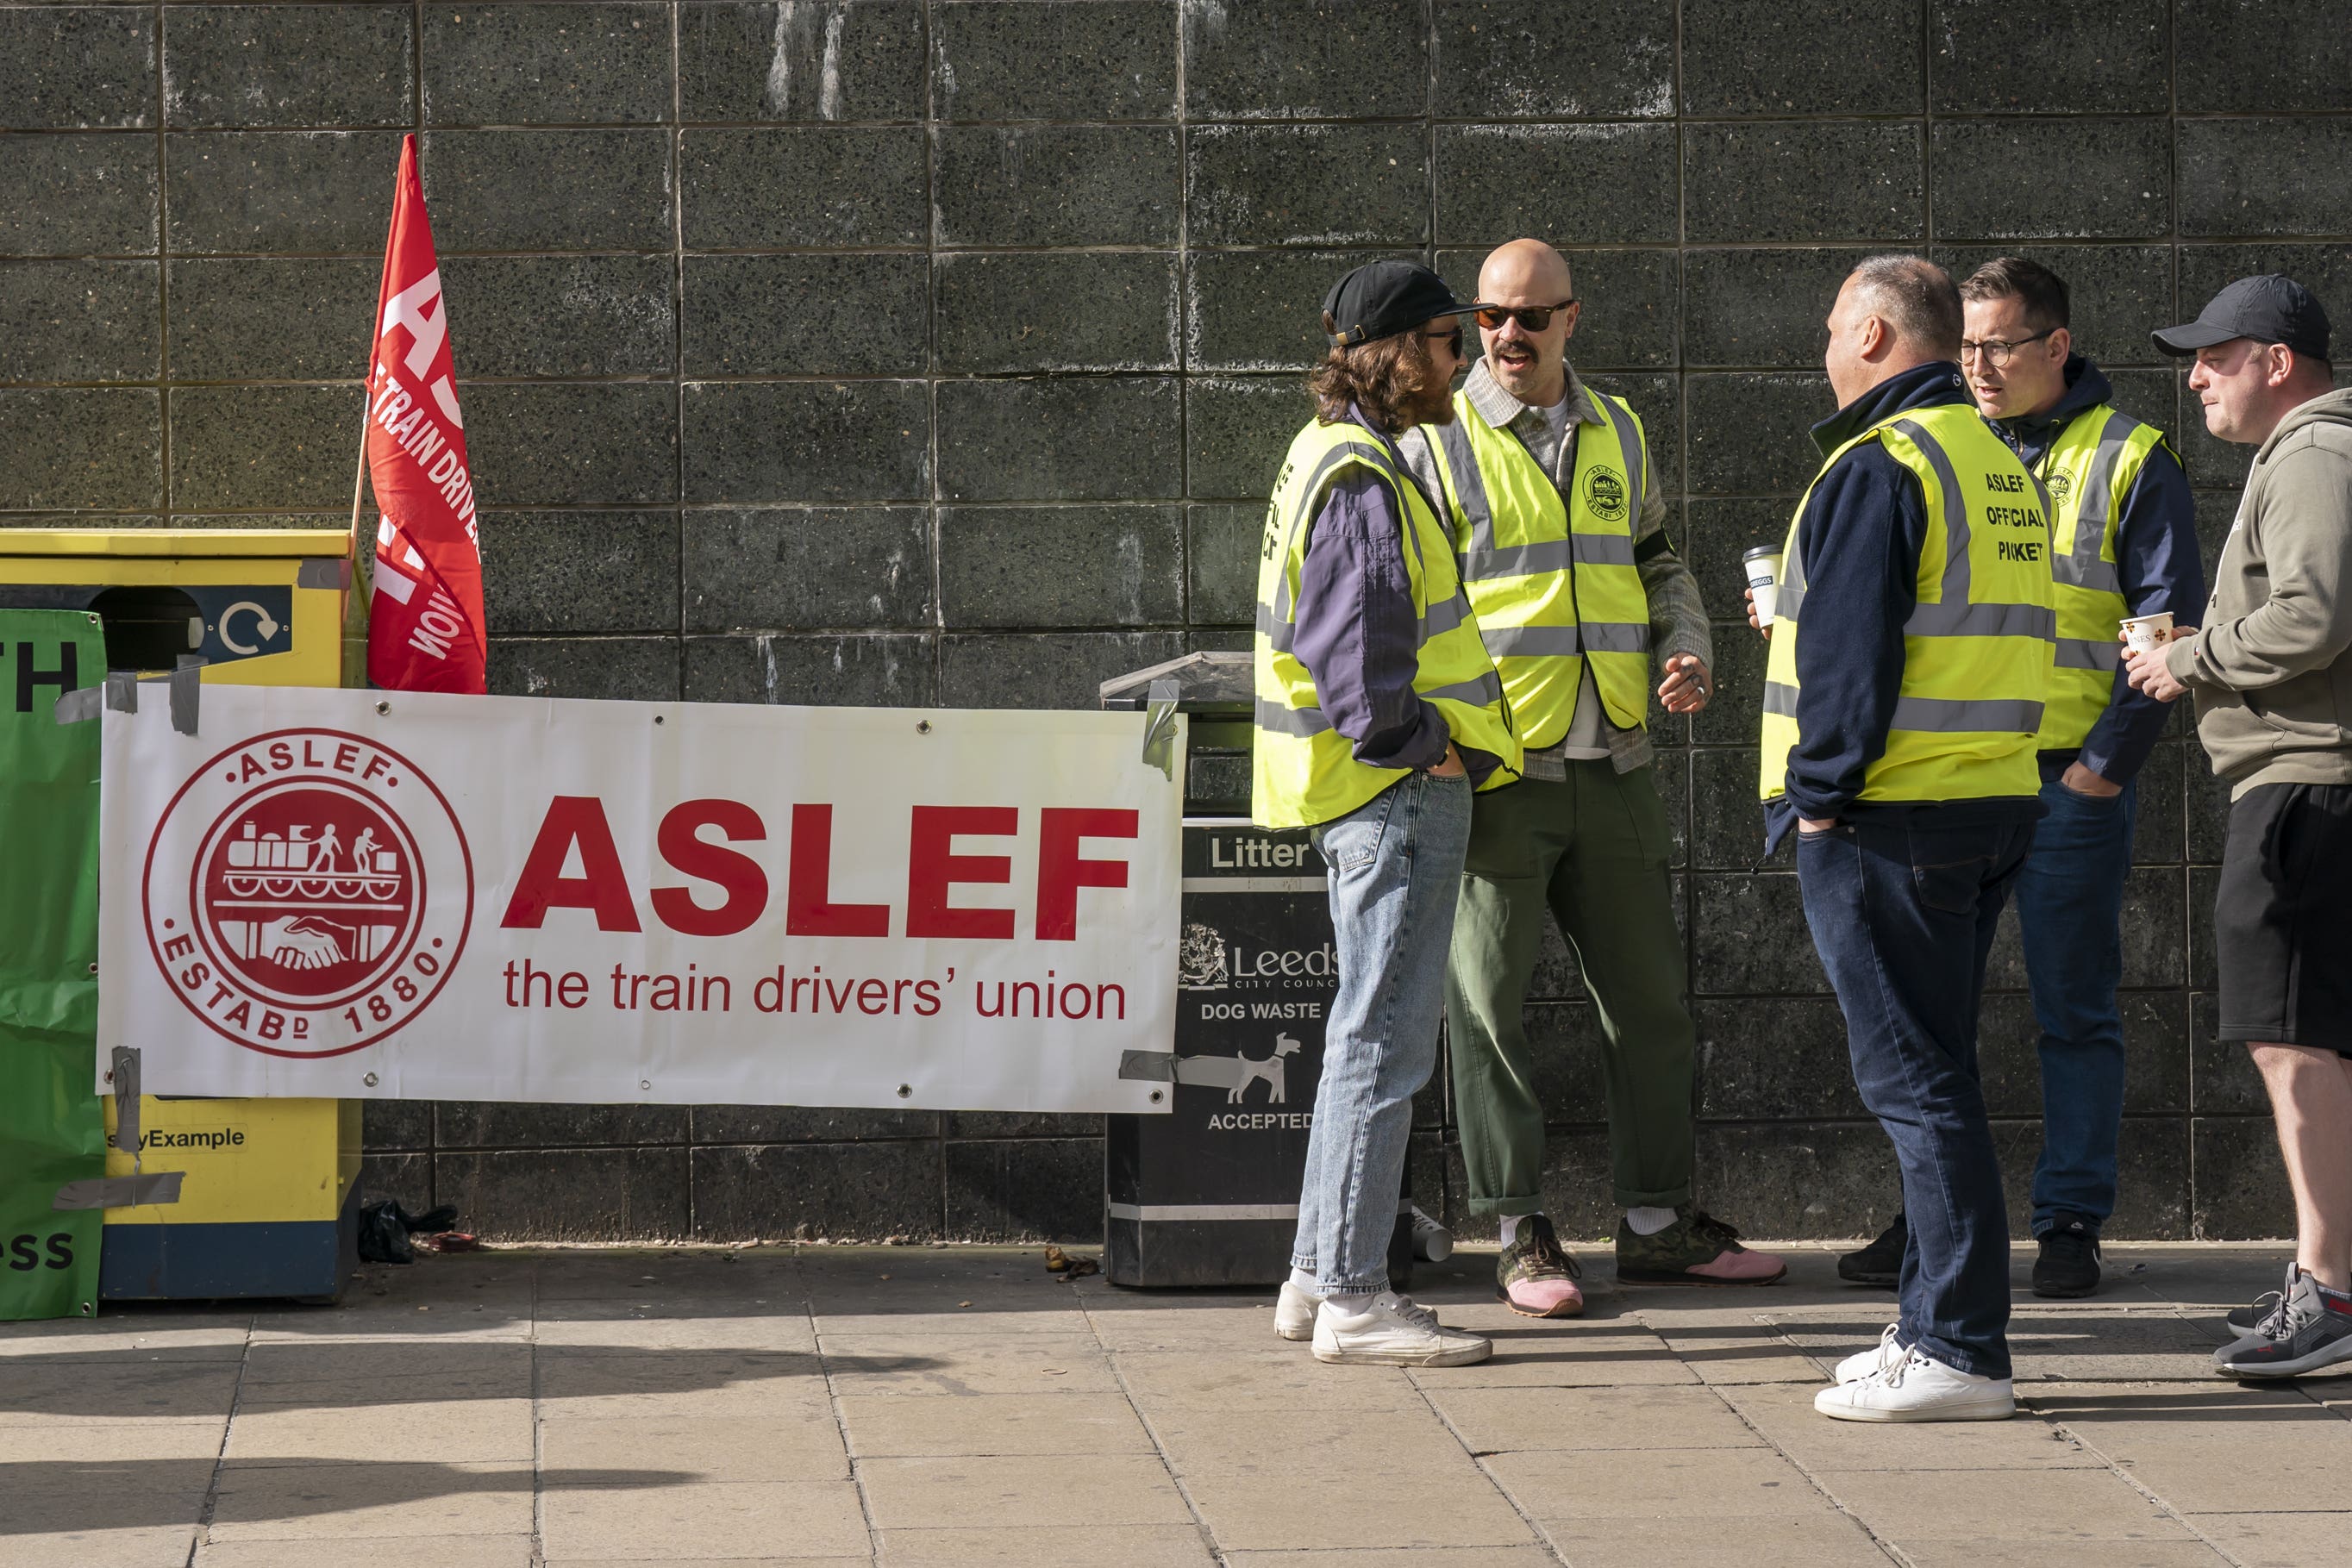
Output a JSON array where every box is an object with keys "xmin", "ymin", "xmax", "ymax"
[{"xmin": 1400, "ymin": 240, "xmax": 1785, "ymax": 1317}]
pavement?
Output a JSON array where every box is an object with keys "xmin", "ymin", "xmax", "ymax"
[{"xmin": 1, "ymin": 1241, "xmax": 2345, "ymax": 1567}]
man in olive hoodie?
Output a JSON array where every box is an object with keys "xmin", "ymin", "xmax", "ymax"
[{"xmin": 2129, "ymin": 275, "xmax": 2352, "ymax": 1379}]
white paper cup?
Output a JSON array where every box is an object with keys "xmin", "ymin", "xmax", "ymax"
[
  {"xmin": 2121, "ymin": 611, "xmax": 2174, "ymax": 655},
  {"xmin": 1742, "ymin": 546, "xmax": 1783, "ymax": 628}
]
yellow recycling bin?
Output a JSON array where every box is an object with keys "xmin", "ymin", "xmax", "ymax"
[{"xmin": 0, "ymin": 528, "xmax": 363, "ymax": 1302}]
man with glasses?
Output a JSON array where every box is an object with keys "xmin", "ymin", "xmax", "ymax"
[
  {"xmin": 1398, "ymin": 239, "xmax": 1785, "ymax": 1319},
  {"xmin": 1838, "ymin": 258, "xmax": 2199, "ymax": 1299},
  {"xmin": 1256, "ymin": 260, "xmax": 1519, "ymax": 1365}
]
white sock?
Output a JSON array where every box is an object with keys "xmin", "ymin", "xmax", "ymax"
[
  {"xmin": 1323, "ymin": 1289, "xmax": 1376, "ymax": 1315},
  {"xmin": 1499, "ymin": 1214, "xmax": 1535, "ymax": 1247},
  {"xmin": 1625, "ymin": 1206, "xmax": 1678, "ymax": 1236},
  {"xmin": 1288, "ymin": 1266, "xmax": 1321, "ymax": 1295}
]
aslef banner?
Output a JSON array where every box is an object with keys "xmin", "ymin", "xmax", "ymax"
[{"xmin": 97, "ymin": 685, "xmax": 1181, "ymax": 1114}]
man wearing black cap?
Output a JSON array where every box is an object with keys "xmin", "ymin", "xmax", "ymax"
[
  {"xmin": 1252, "ymin": 260, "xmax": 1520, "ymax": 1366},
  {"xmin": 2130, "ymin": 275, "xmax": 2352, "ymax": 1380}
]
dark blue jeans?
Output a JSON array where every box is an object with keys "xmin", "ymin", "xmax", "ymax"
[
  {"xmin": 1798, "ymin": 813, "xmax": 2035, "ymax": 1380},
  {"xmin": 2013, "ymin": 776, "xmax": 2137, "ymax": 1237}
]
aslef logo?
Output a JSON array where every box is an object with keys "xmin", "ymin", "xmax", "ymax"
[
  {"xmin": 143, "ymin": 729, "xmax": 473, "ymax": 1058},
  {"xmin": 2045, "ymin": 467, "xmax": 2075, "ymax": 510},
  {"xmin": 1583, "ymin": 465, "xmax": 1628, "ymax": 523}
]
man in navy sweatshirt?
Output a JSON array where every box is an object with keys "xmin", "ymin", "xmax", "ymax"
[
  {"xmin": 1754, "ymin": 255, "xmax": 2055, "ymax": 1423},
  {"xmin": 1837, "ymin": 258, "xmax": 2201, "ymax": 1299}
]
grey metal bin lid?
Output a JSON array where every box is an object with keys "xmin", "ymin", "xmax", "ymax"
[{"xmin": 1098, "ymin": 650, "xmax": 1252, "ymax": 713}]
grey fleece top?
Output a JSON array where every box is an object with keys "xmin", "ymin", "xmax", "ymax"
[{"xmin": 2163, "ymin": 386, "xmax": 2352, "ymax": 796}]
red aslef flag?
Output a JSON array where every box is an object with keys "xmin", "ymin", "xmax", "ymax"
[{"xmin": 361, "ymin": 134, "xmax": 487, "ymax": 693}]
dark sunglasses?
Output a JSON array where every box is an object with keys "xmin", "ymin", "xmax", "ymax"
[
  {"xmin": 1473, "ymin": 300, "xmax": 1578, "ymax": 333},
  {"xmin": 1419, "ymin": 325, "xmax": 1465, "ymax": 357}
]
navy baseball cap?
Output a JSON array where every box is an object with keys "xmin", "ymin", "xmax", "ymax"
[
  {"xmin": 1323, "ymin": 261, "xmax": 1479, "ymax": 347},
  {"xmin": 2153, "ymin": 274, "xmax": 2332, "ymax": 360}
]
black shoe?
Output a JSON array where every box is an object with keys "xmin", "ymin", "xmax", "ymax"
[
  {"xmin": 2215, "ymin": 1270, "xmax": 2352, "ymax": 1378},
  {"xmin": 1837, "ymin": 1214, "xmax": 1906, "ymax": 1286},
  {"xmin": 2032, "ymin": 1215, "xmax": 2102, "ymax": 1299}
]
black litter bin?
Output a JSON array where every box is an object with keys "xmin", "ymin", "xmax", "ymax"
[{"xmin": 1100, "ymin": 653, "xmax": 1412, "ymax": 1289}]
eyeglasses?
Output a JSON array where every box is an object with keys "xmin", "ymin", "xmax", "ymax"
[
  {"xmin": 1420, "ymin": 326, "xmax": 1465, "ymax": 358},
  {"xmin": 1959, "ymin": 328, "xmax": 2057, "ymax": 369},
  {"xmin": 1473, "ymin": 300, "xmax": 1577, "ymax": 333}
]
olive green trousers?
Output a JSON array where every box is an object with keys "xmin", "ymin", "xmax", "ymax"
[{"xmin": 1444, "ymin": 760, "xmax": 1697, "ymax": 1215}]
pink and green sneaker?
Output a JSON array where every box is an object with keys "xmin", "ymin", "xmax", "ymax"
[
  {"xmin": 1616, "ymin": 1207, "xmax": 1787, "ymax": 1285},
  {"xmin": 1496, "ymin": 1214, "xmax": 1585, "ymax": 1318}
]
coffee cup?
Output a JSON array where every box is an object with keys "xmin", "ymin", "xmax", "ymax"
[
  {"xmin": 2120, "ymin": 611, "xmax": 2174, "ymax": 655},
  {"xmin": 1742, "ymin": 545, "xmax": 1783, "ymax": 628}
]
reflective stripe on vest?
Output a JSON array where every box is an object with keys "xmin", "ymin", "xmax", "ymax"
[
  {"xmin": 1423, "ymin": 387, "xmax": 1653, "ymax": 747},
  {"xmin": 1759, "ymin": 403, "xmax": 2057, "ymax": 805},
  {"xmin": 1249, "ymin": 417, "xmax": 1521, "ymax": 830},
  {"xmin": 2030, "ymin": 405, "xmax": 2166, "ymax": 751}
]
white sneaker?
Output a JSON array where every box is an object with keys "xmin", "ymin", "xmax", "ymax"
[
  {"xmin": 1273, "ymin": 1279, "xmax": 1321, "ymax": 1341},
  {"xmin": 1311, "ymin": 1291, "xmax": 1491, "ymax": 1366},
  {"xmin": 1814, "ymin": 1348, "xmax": 2014, "ymax": 1423},
  {"xmin": 1410, "ymin": 1204, "xmax": 1453, "ymax": 1263},
  {"xmin": 1834, "ymin": 1322, "xmax": 1908, "ymax": 1384}
]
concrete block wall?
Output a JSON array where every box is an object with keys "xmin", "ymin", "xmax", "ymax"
[{"xmin": 3, "ymin": 0, "xmax": 2334, "ymax": 1242}]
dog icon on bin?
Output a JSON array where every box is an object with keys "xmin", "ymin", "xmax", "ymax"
[{"xmin": 1176, "ymin": 1033, "xmax": 1303, "ymax": 1104}]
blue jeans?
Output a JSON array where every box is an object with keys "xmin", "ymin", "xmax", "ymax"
[
  {"xmin": 1294, "ymin": 772, "xmax": 1473, "ymax": 1293},
  {"xmin": 1798, "ymin": 813, "xmax": 2035, "ymax": 1380},
  {"xmin": 2013, "ymin": 775, "xmax": 2137, "ymax": 1237}
]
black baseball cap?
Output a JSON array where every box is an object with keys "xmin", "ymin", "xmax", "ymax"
[
  {"xmin": 2152, "ymin": 274, "xmax": 2332, "ymax": 360},
  {"xmin": 1323, "ymin": 260, "xmax": 1479, "ymax": 347}
]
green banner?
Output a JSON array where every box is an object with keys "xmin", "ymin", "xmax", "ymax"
[{"xmin": 0, "ymin": 610, "xmax": 106, "ymax": 1320}]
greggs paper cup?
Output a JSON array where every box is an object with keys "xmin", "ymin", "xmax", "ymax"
[{"xmin": 1742, "ymin": 545, "xmax": 1783, "ymax": 627}]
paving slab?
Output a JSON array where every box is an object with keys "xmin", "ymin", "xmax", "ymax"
[
  {"xmin": 4, "ymin": 1523, "xmax": 205, "ymax": 1568},
  {"xmin": 872, "ymin": 1524, "xmax": 1215, "ymax": 1565},
  {"xmin": 540, "ymin": 1477, "xmax": 870, "ymax": 1559},
  {"xmin": 1538, "ymin": 1512, "xmax": 1896, "ymax": 1567},
  {"xmin": 2186, "ymin": 1510, "xmax": 2352, "ymax": 1567},
  {"xmin": 0, "ymin": 1359, "xmax": 241, "ymax": 1425},
  {"xmin": 206, "ymin": 1460, "xmax": 546, "ymax": 1540},
  {"xmin": 1421, "ymin": 1383, "xmax": 1765, "ymax": 1452},
  {"xmin": 223, "ymin": 1398, "xmax": 535, "ymax": 1465},
  {"xmin": 855, "ymin": 1452, "xmax": 1194, "ymax": 1530},
  {"xmin": 1887, "ymin": 1542, "xmax": 2228, "ymax": 1566},
  {"xmin": 1173, "ymin": 1458, "xmax": 1539, "ymax": 1553},
  {"xmin": 539, "ymin": 1415, "xmax": 853, "ymax": 1482},
  {"xmin": 1112, "ymin": 1347, "xmax": 1431, "ymax": 1410},
  {"xmin": 1483, "ymin": 1445, "xmax": 1840, "ymax": 1522},
  {"xmin": 820, "ymin": 1332, "xmax": 1118, "ymax": 1396},
  {"xmin": 838, "ymin": 1390, "xmax": 1154, "ymax": 1457},
  {"xmin": 193, "ymin": 1535, "xmax": 536, "ymax": 1566},
  {"xmin": 1221, "ymin": 1552, "xmax": 1557, "ymax": 1567},
  {"xmin": 535, "ymin": 1351, "xmax": 835, "ymax": 1420},
  {"xmin": 1820, "ymin": 1465, "xmax": 2195, "ymax": 1541}
]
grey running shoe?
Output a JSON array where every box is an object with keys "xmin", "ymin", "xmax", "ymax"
[
  {"xmin": 2214, "ymin": 1270, "xmax": 2352, "ymax": 1379},
  {"xmin": 2225, "ymin": 1262, "xmax": 2297, "ymax": 1338}
]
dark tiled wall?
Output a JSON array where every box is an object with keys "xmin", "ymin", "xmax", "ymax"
[{"xmin": 5, "ymin": 0, "xmax": 2332, "ymax": 1241}]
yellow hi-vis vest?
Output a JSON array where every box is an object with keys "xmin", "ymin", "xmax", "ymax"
[
  {"xmin": 1252, "ymin": 417, "xmax": 1522, "ymax": 830},
  {"xmin": 2028, "ymin": 405, "xmax": 2169, "ymax": 753},
  {"xmin": 1418, "ymin": 389, "xmax": 1654, "ymax": 747},
  {"xmin": 1759, "ymin": 402, "xmax": 2057, "ymax": 805}
]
